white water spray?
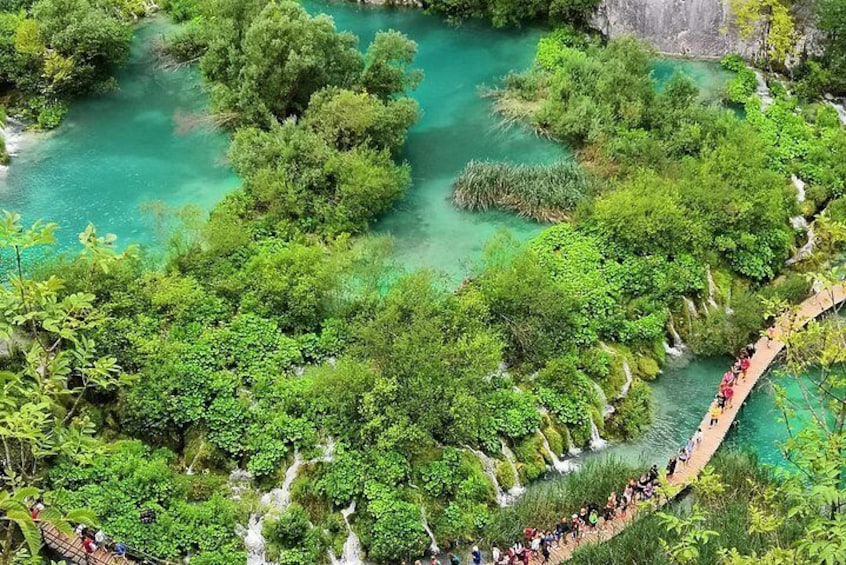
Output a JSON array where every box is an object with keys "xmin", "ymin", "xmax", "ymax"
[
  {"xmin": 243, "ymin": 441, "xmax": 335, "ymax": 565},
  {"xmin": 617, "ymin": 359, "xmax": 633, "ymax": 399},
  {"xmin": 754, "ymin": 69, "xmax": 773, "ymax": 110},
  {"xmin": 538, "ymin": 429, "xmax": 577, "ymax": 473},
  {"xmin": 420, "ymin": 507, "xmax": 439, "ymax": 555},
  {"xmin": 588, "ymin": 418, "xmax": 608, "ymax": 451},
  {"xmin": 0, "ymin": 117, "xmax": 26, "ymax": 172},
  {"xmin": 563, "ymin": 427, "xmax": 582, "ymax": 457},
  {"xmin": 466, "ymin": 446, "xmax": 510, "ymax": 506},
  {"xmin": 787, "ymin": 224, "xmax": 816, "ymax": 266},
  {"xmin": 333, "ymin": 502, "xmax": 364, "ymax": 565},
  {"xmin": 705, "ymin": 266, "xmax": 718, "ymax": 310}
]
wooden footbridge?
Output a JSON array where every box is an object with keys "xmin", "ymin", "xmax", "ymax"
[
  {"xmin": 39, "ymin": 523, "xmax": 171, "ymax": 565},
  {"xmin": 545, "ymin": 285, "xmax": 846, "ymax": 563}
]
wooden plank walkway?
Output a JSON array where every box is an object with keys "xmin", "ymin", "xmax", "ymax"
[
  {"xmin": 40, "ymin": 524, "xmax": 124, "ymax": 565},
  {"xmin": 544, "ymin": 285, "xmax": 846, "ymax": 563}
]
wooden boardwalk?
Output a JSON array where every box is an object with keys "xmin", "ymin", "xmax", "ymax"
[
  {"xmin": 545, "ymin": 285, "xmax": 846, "ymax": 563},
  {"xmin": 40, "ymin": 524, "xmax": 124, "ymax": 565}
]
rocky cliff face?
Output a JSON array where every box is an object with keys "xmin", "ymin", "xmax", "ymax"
[{"xmin": 591, "ymin": 0, "xmax": 760, "ymax": 58}]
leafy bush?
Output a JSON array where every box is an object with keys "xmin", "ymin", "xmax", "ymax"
[
  {"xmin": 719, "ymin": 53, "xmax": 746, "ymax": 72},
  {"xmin": 47, "ymin": 441, "xmax": 245, "ymax": 564}
]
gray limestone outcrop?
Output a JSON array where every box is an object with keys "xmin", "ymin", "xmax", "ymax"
[{"xmin": 591, "ymin": 0, "xmax": 758, "ymax": 58}]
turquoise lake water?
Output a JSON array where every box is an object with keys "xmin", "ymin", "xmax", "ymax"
[
  {"xmin": 0, "ymin": 4, "xmax": 802, "ymax": 466},
  {"xmin": 0, "ymin": 22, "xmax": 239, "ymax": 250}
]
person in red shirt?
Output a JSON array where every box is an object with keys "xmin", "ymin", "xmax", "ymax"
[
  {"xmin": 82, "ymin": 536, "xmax": 97, "ymax": 554},
  {"xmin": 740, "ymin": 357, "xmax": 750, "ymax": 380}
]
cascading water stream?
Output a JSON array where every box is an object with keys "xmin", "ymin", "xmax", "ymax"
[
  {"xmin": 0, "ymin": 118, "xmax": 25, "ymax": 172},
  {"xmin": 563, "ymin": 427, "xmax": 582, "ymax": 457},
  {"xmin": 824, "ymin": 94, "xmax": 846, "ymax": 124},
  {"xmin": 754, "ymin": 69, "xmax": 773, "ymax": 110},
  {"xmin": 591, "ymin": 381, "xmax": 613, "ymax": 418},
  {"xmin": 499, "ymin": 440, "xmax": 525, "ymax": 498},
  {"xmin": 664, "ymin": 318, "xmax": 685, "ymax": 358},
  {"xmin": 588, "ymin": 418, "xmax": 608, "ymax": 451},
  {"xmin": 244, "ymin": 452, "xmax": 303, "ymax": 565},
  {"xmin": 420, "ymin": 506, "xmax": 439, "ymax": 555},
  {"xmin": 683, "ymin": 297, "xmax": 698, "ymax": 318},
  {"xmin": 787, "ymin": 225, "xmax": 816, "ymax": 266},
  {"xmin": 705, "ymin": 266, "xmax": 718, "ymax": 310},
  {"xmin": 618, "ymin": 359, "xmax": 633, "ymax": 399},
  {"xmin": 243, "ymin": 441, "xmax": 335, "ymax": 565},
  {"xmin": 334, "ymin": 502, "xmax": 364, "ymax": 565},
  {"xmin": 537, "ymin": 430, "xmax": 577, "ymax": 473},
  {"xmin": 466, "ymin": 446, "xmax": 510, "ymax": 506}
]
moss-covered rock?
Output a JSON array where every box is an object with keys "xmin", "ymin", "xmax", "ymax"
[
  {"xmin": 636, "ymin": 355, "xmax": 660, "ymax": 381},
  {"xmin": 512, "ymin": 434, "xmax": 547, "ymax": 482},
  {"xmin": 495, "ymin": 459, "xmax": 516, "ymax": 491}
]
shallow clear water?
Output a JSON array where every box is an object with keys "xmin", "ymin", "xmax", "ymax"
[
  {"xmin": 651, "ymin": 58, "xmax": 732, "ymax": 100},
  {"xmin": 0, "ymin": 20, "xmax": 239, "ymax": 249},
  {"xmin": 302, "ymin": 1, "xmax": 563, "ymax": 278},
  {"xmin": 570, "ymin": 355, "xmax": 829, "ymax": 471}
]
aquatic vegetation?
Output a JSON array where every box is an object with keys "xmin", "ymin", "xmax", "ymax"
[{"xmin": 452, "ymin": 160, "xmax": 592, "ymax": 222}]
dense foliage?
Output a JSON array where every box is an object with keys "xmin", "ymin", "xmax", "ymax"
[
  {"xmin": 2, "ymin": 1, "xmax": 846, "ymax": 563},
  {"xmin": 422, "ymin": 0, "xmax": 602, "ymax": 28},
  {"xmin": 0, "ymin": 0, "xmax": 139, "ymax": 128}
]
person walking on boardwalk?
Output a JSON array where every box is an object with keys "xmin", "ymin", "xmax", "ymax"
[
  {"xmin": 471, "ymin": 545, "xmax": 482, "ymax": 565},
  {"xmin": 694, "ymin": 427, "xmax": 703, "ymax": 446},
  {"xmin": 541, "ymin": 538, "xmax": 551, "ymax": 564},
  {"xmin": 766, "ymin": 325, "xmax": 776, "ymax": 347},
  {"xmin": 724, "ymin": 383, "xmax": 735, "ymax": 409},
  {"xmin": 709, "ymin": 401, "xmax": 721, "ymax": 427},
  {"xmin": 666, "ymin": 455, "xmax": 678, "ymax": 477}
]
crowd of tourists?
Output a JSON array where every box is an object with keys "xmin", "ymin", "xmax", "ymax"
[{"xmin": 411, "ymin": 341, "xmax": 761, "ymax": 565}]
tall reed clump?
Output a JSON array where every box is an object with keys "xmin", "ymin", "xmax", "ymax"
[
  {"xmin": 452, "ymin": 160, "xmax": 592, "ymax": 223},
  {"xmin": 485, "ymin": 457, "xmax": 638, "ymax": 546}
]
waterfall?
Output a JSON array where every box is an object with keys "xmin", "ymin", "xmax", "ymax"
[
  {"xmin": 591, "ymin": 381, "xmax": 614, "ymax": 419},
  {"xmin": 754, "ymin": 70, "xmax": 773, "ymax": 110},
  {"xmin": 564, "ymin": 427, "xmax": 582, "ymax": 457},
  {"xmin": 243, "ymin": 452, "xmax": 305, "ymax": 565},
  {"xmin": 466, "ymin": 447, "xmax": 510, "ymax": 506},
  {"xmin": 241, "ymin": 440, "xmax": 337, "ymax": 565},
  {"xmin": 705, "ymin": 266, "xmax": 718, "ymax": 309},
  {"xmin": 790, "ymin": 216, "xmax": 808, "ymax": 230},
  {"xmin": 588, "ymin": 418, "xmax": 608, "ymax": 451},
  {"xmin": 499, "ymin": 440, "xmax": 525, "ymax": 498},
  {"xmin": 824, "ymin": 94, "xmax": 846, "ymax": 124},
  {"xmin": 538, "ymin": 430, "xmax": 577, "ymax": 473},
  {"xmin": 666, "ymin": 317, "xmax": 685, "ymax": 358},
  {"xmin": 420, "ymin": 507, "xmax": 439, "ymax": 555},
  {"xmin": 0, "ymin": 117, "xmax": 25, "ymax": 171},
  {"xmin": 791, "ymin": 175, "xmax": 806, "ymax": 203},
  {"xmin": 682, "ymin": 297, "xmax": 698, "ymax": 318},
  {"xmin": 787, "ymin": 225, "xmax": 816, "ymax": 266},
  {"xmin": 245, "ymin": 514, "xmax": 266, "ymax": 565},
  {"xmin": 617, "ymin": 359, "xmax": 633, "ymax": 399},
  {"xmin": 334, "ymin": 502, "xmax": 364, "ymax": 565}
]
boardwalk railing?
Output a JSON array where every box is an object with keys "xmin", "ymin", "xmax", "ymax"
[
  {"xmin": 39, "ymin": 522, "xmax": 174, "ymax": 565},
  {"xmin": 546, "ymin": 285, "xmax": 846, "ymax": 563}
]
